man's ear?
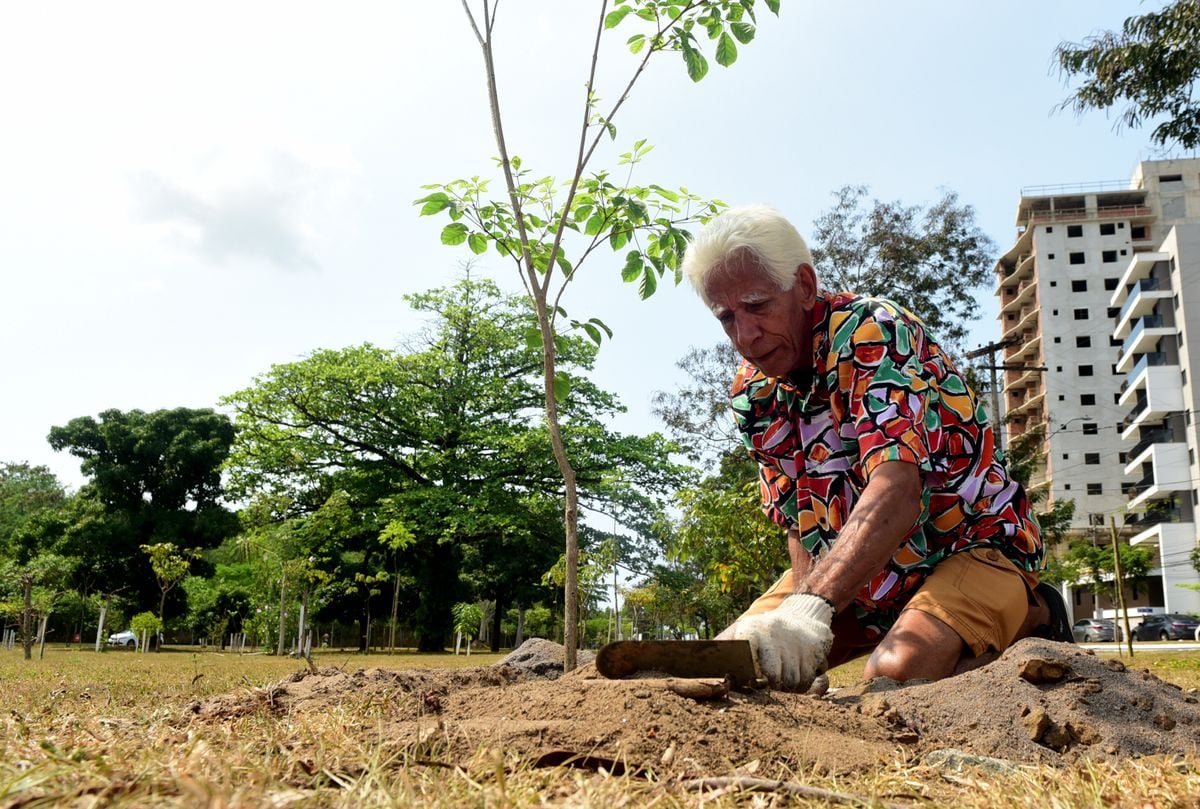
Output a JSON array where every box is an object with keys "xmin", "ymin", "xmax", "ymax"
[{"xmin": 794, "ymin": 263, "xmax": 818, "ymax": 308}]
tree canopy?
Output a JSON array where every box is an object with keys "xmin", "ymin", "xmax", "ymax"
[
  {"xmin": 809, "ymin": 185, "xmax": 996, "ymax": 351},
  {"xmin": 1056, "ymin": 0, "xmax": 1200, "ymax": 150}
]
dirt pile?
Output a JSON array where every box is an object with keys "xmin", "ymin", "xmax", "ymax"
[
  {"xmin": 499, "ymin": 637, "xmax": 595, "ymax": 678},
  {"xmin": 189, "ymin": 638, "xmax": 1200, "ymax": 777}
]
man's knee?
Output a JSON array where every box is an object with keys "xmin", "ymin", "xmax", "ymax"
[{"xmin": 862, "ymin": 608, "xmax": 966, "ymax": 682}]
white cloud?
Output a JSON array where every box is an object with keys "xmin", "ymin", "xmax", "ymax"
[{"xmin": 128, "ymin": 149, "xmax": 331, "ymax": 272}]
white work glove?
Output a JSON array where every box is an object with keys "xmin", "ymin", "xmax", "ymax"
[{"xmin": 733, "ymin": 593, "xmax": 834, "ymax": 691}]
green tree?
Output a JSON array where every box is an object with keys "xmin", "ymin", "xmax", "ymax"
[
  {"xmin": 140, "ymin": 542, "xmax": 191, "ymax": 628},
  {"xmin": 420, "ymin": 0, "xmax": 780, "ymax": 670},
  {"xmin": 224, "ymin": 279, "xmax": 685, "ymax": 650},
  {"xmin": 452, "ymin": 601, "xmax": 484, "ymax": 655},
  {"xmin": 47, "ymin": 408, "xmax": 238, "ymax": 612},
  {"xmin": 809, "ymin": 185, "xmax": 997, "ymax": 351},
  {"xmin": 1056, "ymin": 0, "xmax": 1200, "ymax": 150},
  {"xmin": 0, "ymin": 463, "xmax": 75, "ymax": 659}
]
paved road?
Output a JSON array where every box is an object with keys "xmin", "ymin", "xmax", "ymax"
[{"xmin": 1079, "ymin": 640, "xmax": 1200, "ymax": 652}]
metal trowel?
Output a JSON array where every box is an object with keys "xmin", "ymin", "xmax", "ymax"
[{"xmin": 595, "ymin": 639, "xmax": 765, "ymax": 688}]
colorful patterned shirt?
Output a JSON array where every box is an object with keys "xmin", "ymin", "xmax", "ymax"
[{"xmin": 731, "ymin": 291, "xmax": 1043, "ymax": 612}]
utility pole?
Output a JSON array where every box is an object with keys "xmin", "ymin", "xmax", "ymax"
[{"xmin": 964, "ymin": 337, "xmax": 1021, "ymax": 450}]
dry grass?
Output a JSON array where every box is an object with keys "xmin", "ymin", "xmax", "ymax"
[{"xmin": 2, "ymin": 644, "xmax": 1198, "ymax": 808}]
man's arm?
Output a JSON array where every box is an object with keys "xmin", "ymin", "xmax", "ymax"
[{"xmin": 798, "ymin": 460, "xmax": 923, "ymax": 613}]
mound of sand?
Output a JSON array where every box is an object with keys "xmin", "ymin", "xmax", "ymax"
[{"xmin": 188, "ymin": 638, "xmax": 1200, "ymax": 776}]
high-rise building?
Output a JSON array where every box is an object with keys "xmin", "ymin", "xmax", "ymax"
[{"xmin": 995, "ymin": 159, "xmax": 1200, "ymax": 621}]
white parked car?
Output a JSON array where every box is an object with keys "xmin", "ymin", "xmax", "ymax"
[{"xmin": 107, "ymin": 630, "xmax": 138, "ymax": 648}]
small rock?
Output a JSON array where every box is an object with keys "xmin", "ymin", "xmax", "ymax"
[
  {"xmin": 1023, "ymin": 707, "xmax": 1051, "ymax": 741},
  {"xmin": 806, "ymin": 673, "xmax": 830, "ymax": 697},
  {"xmin": 1153, "ymin": 714, "xmax": 1177, "ymax": 731},
  {"xmin": 1019, "ymin": 658, "xmax": 1071, "ymax": 684},
  {"xmin": 1066, "ymin": 721, "xmax": 1101, "ymax": 745},
  {"xmin": 923, "ymin": 748, "xmax": 1020, "ymax": 774},
  {"xmin": 1042, "ymin": 723, "xmax": 1072, "ymax": 751},
  {"xmin": 1103, "ymin": 659, "xmax": 1127, "ymax": 673}
]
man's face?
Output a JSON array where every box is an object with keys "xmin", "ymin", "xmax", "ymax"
[{"xmin": 704, "ymin": 255, "xmax": 816, "ymax": 378}]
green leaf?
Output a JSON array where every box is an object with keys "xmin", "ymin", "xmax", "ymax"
[
  {"xmin": 715, "ymin": 32, "xmax": 737, "ymax": 66},
  {"xmin": 553, "ymin": 372, "xmax": 572, "ymax": 403},
  {"xmin": 467, "ymin": 232, "xmax": 488, "ymax": 255},
  {"xmin": 609, "ymin": 227, "xmax": 629, "ymax": 250},
  {"xmin": 588, "ymin": 317, "xmax": 614, "ymax": 339},
  {"xmin": 765, "ymin": 0, "xmax": 780, "ymax": 14},
  {"xmin": 440, "ymin": 223, "xmax": 469, "ymax": 246},
  {"xmin": 730, "ymin": 21, "xmax": 755, "ymax": 44},
  {"xmin": 638, "ymin": 266, "xmax": 658, "ymax": 299},
  {"xmin": 604, "ymin": 6, "xmax": 632, "ymax": 28},
  {"xmin": 582, "ymin": 323, "xmax": 603, "ymax": 345},
  {"xmin": 417, "ymin": 192, "xmax": 451, "ymax": 216},
  {"xmin": 682, "ymin": 44, "xmax": 709, "ymax": 82},
  {"xmin": 636, "ymin": 6, "xmax": 656, "ymax": 21},
  {"xmin": 621, "ymin": 251, "xmax": 644, "ymax": 282},
  {"xmin": 585, "ymin": 213, "xmax": 606, "ymax": 236},
  {"xmin": 627, "ymin": 33, "xmax": 646, "ymax": 54},
  {"xmin": 605, "ymin": 121, "xmax": 617, "ymax": 140}
]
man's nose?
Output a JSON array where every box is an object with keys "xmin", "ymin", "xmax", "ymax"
[{"xmin": 732, "ymin": 312, "xmax": 761, "ymax": 346}]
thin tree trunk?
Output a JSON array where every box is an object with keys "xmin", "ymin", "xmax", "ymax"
[
  {"xmin": 95, "ymin": 603, "xmax": 108, "ymax": 653},
  {"xmin": 276, "ymin": 571, "xmax": 288, "ymax": 657},
  {"xmin": 389, "ymin": 571, "xmax": 400, "ymax": 653},
  {"xmin": 21, "ymin": 577, "xmax": 33, "ymax": 660},
  {"xmin": 37, "ymin": 614, "xmax": 48, "ymax": 659}
]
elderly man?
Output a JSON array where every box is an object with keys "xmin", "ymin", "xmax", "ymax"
[{"xmin": 682, "ymin": 204, "xmax": 1071, "ymax": 691}]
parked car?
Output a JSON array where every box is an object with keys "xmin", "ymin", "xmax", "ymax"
[
  {"xmin": 1132, "ymin": 614, "xmax": 1200, "ymax": 641},
  {"xmin": 1071, "ymin": 618, "xmax": 1116, "ymax": 642},
  {"xmin": 107, "ymin": 629, "xmax": 138, "ymax": 648}
]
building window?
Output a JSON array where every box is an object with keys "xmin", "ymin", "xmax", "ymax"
[
  {"xmin": 1069, "ymin": 252, "xmax": 1086, "ymax": 264},
  {"xmin": 1007, "ymin": 313, "xmax": 1016, "ymax": 321},
  {"xmin": 1048, "ymin": 255, "xmax": 1056, "ymax": 261},
  {"xmin": 1068, "ymin": 225, "xmax": 1084, "ymax": 237},
  {"xmin": 1076, "ymin": 335, "xmax": 1091, "ymax": 348},
  {"xmin": 1082, "ymin": 423, "xmax": 1098, "ymax": 435},
  {"xmin": 1112, "ymin": 364, "xmax": 1119, "ymax": 375},
  {"xmin": 1073, "ymin": 308, "xmax": 1088, "ymax": 320},
  {"xmin": 1062, "ymin": 453, "xmax": 1070, "ymax": 460},
  {"xmin": 1087, "ymin": 483, "xmax": 1103, "ymax": 495},
  {"xmin": 1100, "ymin": 223, "xmax": 1116, "ymax": 236},
  {"xmin": 1114, "ymin": 393, "xmax": 1121, "ymax": 404},
  {"xmin": 1119, "ymin": 452, "xmax": 1127, "ymax": 464},
  {"xmin": 1119, "ymin": 222, "xmax": 1126, "ymax": 229},
  {"xmin": 1046, "ymin": 226, "xmax": 1053, "ymax": 233},
  {"xmin": 1104, "ymin": 277, "xmax": 1119, "ymax": 290},
  {"xmin": 1110, "ymin": 336, "xmax": 1122, "ymax": 347},
  {"xmin": 1072, "ymin": 279, "xmax": 1088, "ymax": 292},
  {"xmin": 1107, "ymin": 307, "xmax": 1120, "ymax": 318},
  {"xmin": 1079, "ymin": 365, "xmax": 1094, "ymax": 376},
  {"xmin": 1121, "ymin": 249, "xmax": 1127, "ymax": 255},
  {"xmin": 1058, "ymin": 395, "xmax": 1065, "ymax": 401},
  {"xmin": 1065, "ymin": 483, "xmax": 1072, "ymax": 491},
  {"xmin": 1053, "ymin": 309, "xmax": 1060, "ymax": 316},
  {"xmin": 1102, "ymin": 250, "xmax": 1118, "ymax": 263},
  {"xmin": 1057, "ymin": 366, "xmax": 1063, "ymax": 372},
  {"xmin": 1131, "ymin": 225, "xmax": 1148, "ymax": 240},
  {"xmin": 1081, "ymin": 394, "xmax": 1096, "ymax": 405},
  {"xmin": 1085, "ymin": 452, "xmax": 1100, "ymax": 464},
  {"xmin": 1055, "ymin": 337, "xmax": 1062, "ymax": 343}
]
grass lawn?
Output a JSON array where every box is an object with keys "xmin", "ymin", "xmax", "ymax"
[{"xmin": 2, "ymin": 644, "xmax": 1198, "ymax": 807}]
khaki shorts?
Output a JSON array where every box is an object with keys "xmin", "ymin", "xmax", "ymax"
[{"xmin": 739, "ymin": 547, "xmax": 1037, "ymax": 657}]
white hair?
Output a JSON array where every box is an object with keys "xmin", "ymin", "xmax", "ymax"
[{"xmin": 683, "ymin": 204, "xmax": 814, "ymax": 307}]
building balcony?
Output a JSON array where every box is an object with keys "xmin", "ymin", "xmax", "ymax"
[
  {"xmin": 1114, "ymin": 285, "xmax": 1173, "ymax": 340},
  {"xmin": 1001, "ymin": 306, "xmax": 1039, "ymax": 343},
  {"xmin": 1004, "ymin": 334, "xmax": 1041, "ymax": 366},
  {"xmin": 1117, "ymin": 321, "xmax": 1174, "ymax": 372},
  {"xmin": 1126, "ymin": 445, "xmax": 1189, "ymax": 509},
  {"xmin": 1127, "ymin": 520, "xmax": 1194, "ymax": 564},
  {"xmin": 1113, "ymin": 252, "xmax": 1170, "ymax": 303},
  {"xmin": 1126, "ymin": 426, "xmax": 1175, "ymax": 461},
  {"xmin": 1119, "ymin": 362, "xmax": 1182, "ymax": 425},
  {"xmin": 1007, "ymin": 391, "xmax": 1045, "ymax": 420},
  {"xmin": 1000, "ymin": 279, "xmax": 1037, "ymax": 315}
]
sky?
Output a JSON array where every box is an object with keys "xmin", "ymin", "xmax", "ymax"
[{"xmin": 0, "ymin": 1, "xmax": 1185, "ymax": 493}]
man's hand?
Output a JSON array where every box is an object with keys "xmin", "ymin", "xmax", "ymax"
[{"xmin": 733, "ymin": 593, "xmax": 834, "ymax": 691}]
